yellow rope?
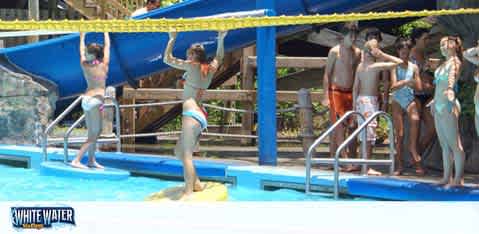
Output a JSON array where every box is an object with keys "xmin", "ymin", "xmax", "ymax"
[{"xmin": 0, "ymin": 8, "xmax": 478, "ymax": 32}]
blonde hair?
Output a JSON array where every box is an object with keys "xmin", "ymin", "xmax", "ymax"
[{"xmin": 364, "ymin": 39, "xmax": 378, "ymax": 53}]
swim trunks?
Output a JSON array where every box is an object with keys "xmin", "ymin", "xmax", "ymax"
[
  {"xmin": 356, "ymin": 95, "xmax": 379, "ymax": 143},
  {"xmin": 328, "ymin": 84, "xmax": 353, "ymax": 123}
]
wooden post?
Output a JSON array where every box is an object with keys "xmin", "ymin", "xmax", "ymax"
[
  {"xmin": 102, "ymin": 86, "xmax": 116, "ymax": 137},
  {"xmin": 48, "ymin": 0, "xmax": 58, "ymax": 19},
  {"xmin": 298, "ymin": 88, "xmax": 315, "ymax": 156},
  {"xmin": 121, "ymin": 86, "xmax": 136, "ymax": 152},
  {"xmin": 240, "ymin": 46, "xmax": 255, "ymax": 145},
  {"xmin": 28, "ymin": 0, "xmax": 39, "ymax": 43}
]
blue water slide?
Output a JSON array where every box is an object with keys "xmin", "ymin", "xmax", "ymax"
[{"xmin": 0, "ymin": 0, "xmax": 434, "ymax": 101}]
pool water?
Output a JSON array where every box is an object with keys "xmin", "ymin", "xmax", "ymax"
[{"xmin": 0, "ymin": 164, "xmax": 354, "ymax": 201}]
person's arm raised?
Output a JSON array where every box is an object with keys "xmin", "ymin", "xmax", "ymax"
[
  {"xmin": 103, "ymin": 32, "xmax": 111, "ymax": 66},
  {"xmin": 369, "ymin": 48, "xmax": 402, "ymax": 71},
  {"xmin": 163, "ymin": 32, "xmax": 189, "ymax": 70},
  {"xmin": 210, "ymin": 31, "xmax": 227, "ymax": 70},
  {"xmin": 79, "ymin": 32, "xmax": 87, "ymax": 64}
]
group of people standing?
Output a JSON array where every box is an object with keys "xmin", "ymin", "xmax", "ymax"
[
  {"xmin": 323, "ymin": 21, "xmax": 479, "ymax": 188},
  {"xmin": 71, "ymin": 17, "xmax": 479, "ymax": 199}
]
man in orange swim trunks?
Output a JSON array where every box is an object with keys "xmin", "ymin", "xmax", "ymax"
[{"xmin": 321, "ymin": 22, "xmax": 361, "ymax": 171}]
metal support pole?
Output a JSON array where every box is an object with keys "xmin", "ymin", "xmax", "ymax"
[
  {"xmin": 256, "ymin": 1, "xmax": 277, "ymax": 166},
  {"xmin": 28, "ymin": 0, "xmax": 40, "ymax": 43}
]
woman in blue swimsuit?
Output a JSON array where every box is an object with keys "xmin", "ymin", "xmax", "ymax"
[
  {"xmin": 432, "ymin": 36, "xmax": 464, "ymax": 187},
  {"xmin": 390, "ymin": 37, "xmax": 424, "ymax": 176}
]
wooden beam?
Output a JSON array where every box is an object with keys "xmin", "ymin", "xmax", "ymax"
[
  {"xmin": 123, "ymin": 88, "xmax": 324, "ymax": 103},
  {"xmin": 248, "ymin": 56, "xmax": 327, "ymax": 68},
  {"xmin": 241, "ymin": 46, "xmax": 255, "ymax": 145},
  {"xmin": 28, "ymin": 0, "xmax": 40, "ymax": 43}
]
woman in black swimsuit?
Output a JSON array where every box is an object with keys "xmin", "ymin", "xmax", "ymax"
[{"xmin": 410, "ymin": 28, "xmax": 436, "ymax": 153}]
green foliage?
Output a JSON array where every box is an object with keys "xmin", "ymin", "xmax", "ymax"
[
  {"xmin": 457, "ymin": 80, "xmax": 475, "ymax": 117},
  {"xmin": 395, "ymin": 19, "xmax": 432, "ymax": 37},
  {"xmin": 161, "ymin": 0, "xmax": 183, "ymax": 7}
]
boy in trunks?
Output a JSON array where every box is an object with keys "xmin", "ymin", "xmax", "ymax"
[
  {"xmin": 321, "ymin": 22, "xmax": 361, "ymax": 172},
  {"xmin": 353, "ymin": 39, "xmax": 403, "ymax": 175}
]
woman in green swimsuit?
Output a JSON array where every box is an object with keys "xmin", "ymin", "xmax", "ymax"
[{"xmin": 432, "ymin": 36, "xmax": 464, "ymax": 187}]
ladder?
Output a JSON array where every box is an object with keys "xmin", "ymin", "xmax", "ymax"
[
  {"xmin": 305, "ymin": 111, "xmax": 395, "ymax": 199},
  {"xmin": 41, "ymin": 95, "xmax": 121, "ymax": 163}
]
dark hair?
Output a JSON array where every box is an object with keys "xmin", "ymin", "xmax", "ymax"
[
  {"xmin": 188, "ymin": 43, "xmax": 207, "ymax": 64},
  {"xmin": 394, "ymin": 37, "xmax": 412, "ymax": 51},
  {"xmin": 146, "ymin": 0, "xmax": 160, "ymax": 4},
  {"xmin": 339, "ymin": 21, "xmax": 359, "ymax": 37},
  {"xmin": 365, "ymin": 28, "xmax": 383, "ymax": 42},
  {"xmin": 410, "ymin": 28, "xmax": 429, "ymax": 45},
  {"xmin": 445, "ymin": 36, "xmax": 463, "ymax": 62},
  {"xmin": 86, "ymin": 43, "xmax": 104, "ymax": 61},
  {"xmin": 364, "ymin": 28, "xmax": 382, "ymax": 42}
]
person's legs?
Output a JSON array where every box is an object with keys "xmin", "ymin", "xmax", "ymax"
[
  {"xmin": 392, "ymin": 101, "xmax": 404, "ymax": 175},
  {"xmin": 419, "ymin": 104, "xmax": 436, "ymax": 153},
  {"xmin": 434, "ymin": 112, "xmax": 453, "ymax": 185},
  {"xmin": 71, "ymin": 111, "xmax": 94, "ymax": 169},
  {"xmin": 86, "ymin": 107, "xmax": 104, "ymax": 169},
  {"xmin": 329, "ymin": 91, "xmax": 339, "ymax": 158},
  {"xmin": 443, "ymin": 106, "xmax": 465, "ymax": 187},
  {"xmin": 179, "ymin": 116, "xmax": 203, "ymax": 196},
  {"xmin": 407, "ymin": 101, "xmax": 424, "ymax": 175},
  {"xmin": 357, "ymin": 96, "xmax": 381, "ymax": 176},
  {"xmin": 366, "ymin": 142, "xmax": 382, "ymax": 176}
]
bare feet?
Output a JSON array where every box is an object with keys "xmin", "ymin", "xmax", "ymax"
[
  {"xmin": 70, "ymin": 161, "xmax": 88, "ymax": 169},
  {"xmin": 415, "ymin": 167, "xmax": 425, "ymax": 176},
  {"xmin": 88, "ymin": 161, "xmax": 105, "ymax": 170},
  {"xmin": 342, "ymin": 165, "xmax": 361, "ymax": 173},
  {"xmin": 438, "ymin": 178, "xmax": 451, "ymax": 186},
  {"xmin": 367, "ymin": 168, "xmax": 382, "ymax": 176},
  {"xmin": 177, "ymin": 190, "xmax": 194, "ymax": 201},
  {"xmin": 193, "ymin": 182, "xmax": 205, "ymax": 192},
  {"xmin": 450, "ymin": 178, "xmax": 465, "ymax": 187},
  {"xmin": 393, "ymin": 168, "xmax": 403, "ymax": 176}
]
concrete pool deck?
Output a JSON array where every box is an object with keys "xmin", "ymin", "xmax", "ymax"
[{"xmin": 1, "ymin": 144, "xmax": 479, "ymax": 201}]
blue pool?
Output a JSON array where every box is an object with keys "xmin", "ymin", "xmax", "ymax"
[{"xmin": 0, "ymin": 164, "xmax": 352, "ymax": 201}]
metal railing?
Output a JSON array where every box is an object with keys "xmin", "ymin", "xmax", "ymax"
[
  {"xmin": 42, "ymin": 95, "xmax": 121, "ymax": 162},
  {"xmin": 305, "ymin": 111, "xmax": 366, "ymax": 194},
  {"xmin": 332, "ymin": 111, "xmax": 395, "ymax": 199},
  {"xmin": 42, "ymin": 96, "xmax": 83, "ymax": 161},
  {"xmin": 62, "ymin": 97, "xmax": 121, "ymax": 163}
]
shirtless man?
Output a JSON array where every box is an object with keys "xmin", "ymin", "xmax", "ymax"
[
  {"xmin": 353, "ymin": 39, "xmax": 402, "ymax": 175},
  {"xmin": 322, "ymin": 22, "xmax": 361, "ymax": 171}
]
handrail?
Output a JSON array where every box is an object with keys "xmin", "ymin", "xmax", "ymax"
[
  {"xmin": 305, "ymin": 111, "xmax": 366, "ymax": 194},
  {"xmin": 42, "ymin": 95, "xmax": 83, "ymax": 161},
  {"xmin": 63, "ymin": 114, "xmax": 85, "ymax": 163},
  {"xmin": 332, "ymin": 111, "xmax": 395, "ymax": 199},
  {"xmin": 62, "ymin": 96, "xmax": 121, "ymax": 163}
]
